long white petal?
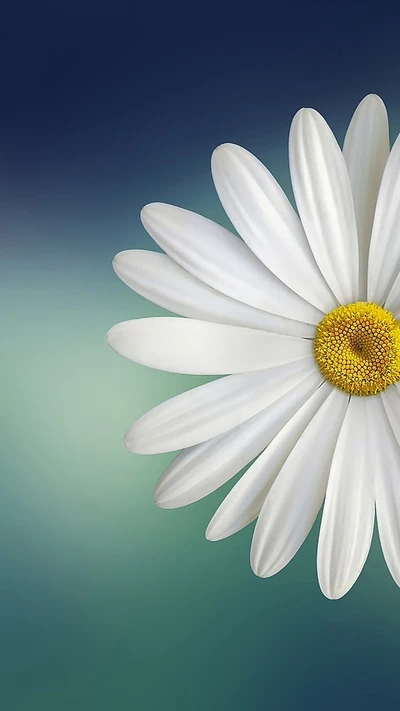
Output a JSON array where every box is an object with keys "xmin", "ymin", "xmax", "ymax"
[
  {"xmin": 368, "ymin": 133, "xmax": 400, "ymax": 304},
  {"xmin": 377, "ymin": 387, "xmax": 400, "ymax": 586},
  {"xmin": 317, "ymin": 397, "xmax": 375, "ymax": 600},
  {"xmin": 155, "ymin": 370, "xmax": 322, "ymax": 509},
  {"xmin": 384, "ymin": 270, "xmax": 400, "ymax": 317},
  {"xmin": 125, "ymin": 358, "xmax": 317, "ymax": 454},
  {"xmin": 343, "ymin": 95, "xmax": 389, "ymax": 300},
  {"xmin": 211, "ymin": 143, "xmax": 336, "ymax": 313},
  {"xmin": 381, "ymin": 384, "xmax": 400, "ymax": 444},
  {"xmin": 141, "ymin": 203, "xmax": 322, "ymax": 324},
  {"xmin": 289, "ymin": 108, "xmax": 359, "ymax": 305},
  {"xmin": 206, "ymin": 379, "xmax": 330, "ymax": 541},
  {"xmin": 107, "ymin": 318, "xmax": 312, "ymax": 375},
  {"xmin": 250, "ymin": 388, "xmax": 348, "ymax": 578},
  {"xmin": 113, "ymin": 250, "xmax": 314, "ymax": 338}
]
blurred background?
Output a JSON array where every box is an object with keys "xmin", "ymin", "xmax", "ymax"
[{"xmin": 3, "ymin": 2, "xmax": 400, "ymax": 708}]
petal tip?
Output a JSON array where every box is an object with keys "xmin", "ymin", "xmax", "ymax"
[
  {"xmin": 205, "ymin": 522, "xmax": 221, "ymax": 542},
  {"xmin": 353, "ymin": 93, "xmax": 387, "ymax": 121},
  {"xmin": 293, "ymin": 106, "xmax": 317, "ymax": 120},
  {"xmin": 124, "ymin": 423, "xmax": 161, "ymax": 456},
  {"xmin": 153, "ymin": 492, "xmax": 173, "ymax": 509},
  {"xmin": 211, "ymin": 142, "xmax": 241, "ymax": 163},
  {"xmin": 123, "ymin": 433, "xmax": 135, "ymax": 453},
  {"xmin": 123, "ymin": 424, "xmax": 146, "ymax": 455},
  {"xmin": 112, "ymin": 250, "xmax": 131, "ymax": 273},
  {"xmin": 140, "ymin": 203, "xmax": 152, "ymax": 219},
  {"xmin": 106, "ymin": 322, "xmax": 120, "ymax": 345},
  {"xmin": 123, "ymin": 436, "xmax": 141, "ymax": 455},
  {"xmin": 250, "ymin": 555, "xmax": 265, "ymax": 578},
  {"xmin": 320, "ymin": 587, "xmax": 344, "ymax": 601},
  {"xmin": 361, "ymin": 92, "xmax": 385, "ymax": 106},
  {"xmin": 250, "ymin": 552, "xmax": 280, "ymax": 579},
  {"xmin": 212, "ymin": 142, "xmax": 235, "ymax": 153},
  {"xmin": 152, "ymin": 480, "xmax": 179, "ymax": 509},
  {"xmin": 140, "ymin": 202, "xmax": 165, "ymax": 224},
  {"xmin": 251, "ymin": 566, "xmax": 267, "ymax": 579},
  {"xmin": 318, "ymin": 576, "xmax": 351, "ymax": 601}
]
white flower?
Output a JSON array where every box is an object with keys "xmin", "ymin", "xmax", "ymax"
[{"xmin": 108, "ymin": 94, "xmax": 400, "ymax": 599}]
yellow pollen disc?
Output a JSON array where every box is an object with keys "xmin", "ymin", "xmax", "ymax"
[{"xmin": 314, "ymin": 302, "xmax": 400, "ymax": 396}]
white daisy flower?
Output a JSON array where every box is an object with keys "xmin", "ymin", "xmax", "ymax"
[{"xmin": 108, "ymin": 93, "xmax": 400, "ymax": 600}]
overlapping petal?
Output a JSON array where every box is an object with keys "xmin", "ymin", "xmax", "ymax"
[
  {"xmin": 289, "ymin": 108, "xmax": 359, "ymax": 305},
  {"xmin": 141, "ymin": 203, "xmax": 322, "ymax": 324},
  {"xmin": 377, "ymin": 387, "xmax": 400, "ymax": 586},
  {"xmin": 124, "ymin": 358, "xmax": 316, "ymax": 454},
  {"xmin": 206, "ymin": 380, "xmax": 330, "ymax": 542},
  {"xmin": 113, "ymin": 250, "xmax": 314, "ymax": 337},
  {"xmin": 250, "ymin": 388, "xmax": 348, "ymax": 579},
  {"xmin": 367, "ymin": 131, "xmax": 400, "ymax": 305},
  {"xmin": 343, "ymin": 94, "xmax": 389, "ymax": 300},
  {"xmin": 317, "ymin": 397, "xmax": 375, "ymax": 599},
  {"xmin": 211, "ymin": 143, "xmax": 336, "ymax": 313},
  {"xmin": 154, "ymin": 370, "xmax": 322, "ymax": 509}
]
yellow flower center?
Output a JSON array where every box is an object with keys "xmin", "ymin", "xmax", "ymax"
[{"xmin": 314, "ymin": 302, "xmax": 400, "ymax": 396}]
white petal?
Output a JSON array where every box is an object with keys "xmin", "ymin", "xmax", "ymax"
[
  {"xmin": 250, "ymin": 388, "xmax": 348, "ymax": 578},
  {"xmin": 206, "ymin": 378, "xmax": 329, "ymax": 541},
  {"xmin": 368, "ymin": 133, "xmax": 400, "ymax": 305},
  {"xmin": 384, "ymin": 270, "xmax": 400, "ymax": 317},
  {"xmin": 141, "ymin": 203, "xmax": 323, "ymax": 324},
  {"xmin": 317, "ymin": 397, "xmax": 375, "ymax": 600},
  {"xmin": 155, "ymin": 370, "xmax": 322, "ymax": 509},
  {"xmin": 381, "ymin": 384, "xmax": 400, "ymax": 444},
  {"xmin": 211, "ymin": 143, "xmax": 336, "ymax": 313},
  {"xmin": 107, "ymin": 318, "xmax": 312, "ymax": 375},
  {"xmin": 289, "ymin": 108, "xmax": 359, "ymax": 305},
  {"xmin": 376, "ymin": 387, "xmax": 400, "ymax": 586},
  {"xmin": 125, "ymin": 358, "xmax": 317, "ymax": 454},
  {"xmin": 343, "ymin": 94, "xmax": 389, "ymax": 300},
  {"xmin": 113, "ymin": 250, "xmax": 314, "ymax": 338}
]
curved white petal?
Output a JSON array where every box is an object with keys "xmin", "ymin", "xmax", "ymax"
[
  {"xmin": 206, "ymin": 379, "xmax": 330, "ymax": 541},
  {"xmin": 125, "ymin": 357, "xmax": 317, "ymax": 454},
  {"xmin": 250, "ymin": 388, "xmax": 348, "ymax": 578},
  {"xmin": 384, "ymin": 270, "xmax": 400, "ymax": 317},
  {"xmin": 211, "ymin": 143, "xmax": 336, "ymax": 313},
  {"xmin": 141, "ymin": 203, "xmax": 322, "ymax": 324},
  {"xmin": 107, "ymin": 318, "xmax": 312, "ymax": 375},
  {"xmin": 289, "ymin": 108, "xmax": 359, "ymax": 305},
  {"xmin": 343, "ymin": 94, "xmax": 389, "ymax": 300},
  {"xmin": 368, "ymin": 133, "xmax": 400, "ymax": 304},
  {"xmin": 155, "ymin": 370, "xmax": 322, "ymax": 509},
  {"xmin": 317, "ymin": 397, "xmax": 375, "ymax": 600},
  {"xmin": 112, "ymin": 250, "xmax": 314, "ymax": 338},
  {"xmin": 377, "ymin": 387, "xmax": 400, "ymax": 586},
  {"xmin": 381, "ymin": 384, "xmax": 400, "ymax": 444}
]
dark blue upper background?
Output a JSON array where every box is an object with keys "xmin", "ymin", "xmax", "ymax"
[{"xmin": 2, "ymin": 2, "xmax": 399, "ymax": 221}]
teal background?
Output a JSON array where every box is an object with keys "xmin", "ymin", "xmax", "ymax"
[{"xmin": 4, "ymin": 3, "xmax": 400, "ymax": 709}]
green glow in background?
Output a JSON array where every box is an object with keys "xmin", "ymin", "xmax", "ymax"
[
  {"xmin": 4, "ymin": 159, "xmax": 400, "ymax": 708},
  {"xmin": 4, "ymin": 5, "xmax": 400, "ymax": 709}
]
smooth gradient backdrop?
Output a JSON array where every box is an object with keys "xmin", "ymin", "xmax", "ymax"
[{"xmin": 3, "ymin": 3, "xmax": 400, "ymax": 709}]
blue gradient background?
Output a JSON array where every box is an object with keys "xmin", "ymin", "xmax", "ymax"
[{"xmin": 3, "ymin": 3, "xmax": 400, "ymax": 709}]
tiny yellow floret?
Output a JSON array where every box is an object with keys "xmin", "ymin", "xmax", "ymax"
[{"xmin": 314, "ymin": 302, "xmax": 400, "ymax": 396}]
